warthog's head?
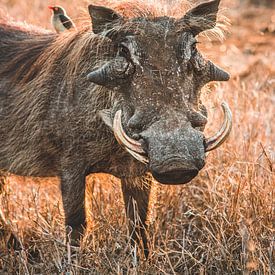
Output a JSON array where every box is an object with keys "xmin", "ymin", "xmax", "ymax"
[{"xmin": 87, "ymin": 0, "xmax": 232, "ymax": 184}]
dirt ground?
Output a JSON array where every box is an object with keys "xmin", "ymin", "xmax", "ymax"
[{"xmin": 0, "ymin": 0, "xmax": 274, "ymax": 274}]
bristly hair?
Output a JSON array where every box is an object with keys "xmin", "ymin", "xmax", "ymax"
[
  {"xmin": 86, "ymin": 0, "xmax": 228, "ymax": 38},
  {"xmin": 0, "ymin": 0, "xmax": 227, "ymax": 92},
  {"xmin": 89, "ymin": 0, "xmax": 192, "ymax": 18}
]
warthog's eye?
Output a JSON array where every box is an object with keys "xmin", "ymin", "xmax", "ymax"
[
  {"xmin": 117, "ymin": 44, "xmax": 131, "ymax": 61},
  {"xmin": 177, "ymin": 33, "xmax": 199, "ymax": 64},
  {"xmin": 191, "ymin": 41, "xmax": 198, "ymax": 56}
]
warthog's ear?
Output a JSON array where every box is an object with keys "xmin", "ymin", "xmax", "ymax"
[
  {"xmin": 88, "ymin": 5, "xmax": 123, "ymax": 34},
  {"xmin": 179, "ymin": 0, "xmax": 221, "ymax": 35}
]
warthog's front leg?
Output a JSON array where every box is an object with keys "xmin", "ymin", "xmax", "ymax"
[
  {"xmin": 60, "ymin": 164, "xmax": 87, "ymax": 246},
  {"xmin": 0, "ymin": 172, "xmax": 21, "ymax": 250},
  {"xmin": 121, "ymin": 176, "xmax": 152, "ymax": 258}
]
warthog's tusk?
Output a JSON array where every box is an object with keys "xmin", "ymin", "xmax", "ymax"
[
  {"xmin": 125, "ymin": 148, "xmax": 149, "ymax": 164},
  {"xmin": 205, "ymin": 102, "xmax": 232, "ymax": 152},
  {"xmin": 113, "ymin": 110, "xmax": 149, "ymax": 164}
]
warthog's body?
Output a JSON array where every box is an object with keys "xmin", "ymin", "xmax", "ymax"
[
  {"xmin": 0, "ymin": 0, "xmax": 231, "ymax": 256},
  {"xmin": 0, "ymin": 25, "xmax": 131, "ymax": 178}
]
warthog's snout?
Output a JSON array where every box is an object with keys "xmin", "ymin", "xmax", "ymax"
[
  {"xmin": 141, "ymin": 125, "xmax": 206, "ymax": 185},
  {"xmin": 112, "ymin": 102, "xmax": 232, "ymax": 184}
]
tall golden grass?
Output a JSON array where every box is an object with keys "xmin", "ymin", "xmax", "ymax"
[{"xmin": 0, "ymin": 0, "xmax": 274, "ymax": 273}]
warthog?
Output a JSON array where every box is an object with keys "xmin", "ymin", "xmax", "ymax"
[{"xmin": 0, "ymin": 0, "xmax": 232, "ymax": 256}]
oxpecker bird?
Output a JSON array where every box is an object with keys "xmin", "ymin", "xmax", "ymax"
[{"xmin": 49, "ymin": 6, "xmax": 76, "ymax": 33}]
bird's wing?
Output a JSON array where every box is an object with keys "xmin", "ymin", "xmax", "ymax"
[{"xmin": 59, "ymin": 14, "xmax": 75, "ymax": 30}]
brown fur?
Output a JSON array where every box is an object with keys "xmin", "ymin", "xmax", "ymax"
[
  {"xmin": 0, "ymin": 17, "xmax": 147, "ymax": 251},
  {"xmin": 0, "ymin": 0, "xmax": 228, "ymax": 256}
]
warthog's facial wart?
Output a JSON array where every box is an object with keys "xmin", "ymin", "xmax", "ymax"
[{"xmin": 88, "ymin": 0, "xmax": 232, "ymax": 184}]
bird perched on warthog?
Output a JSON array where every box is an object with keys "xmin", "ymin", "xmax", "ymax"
[
  {"xmin": 49, "ymin": 5, "xmax": 76, "ymax": 33},
  {"xmin": 0, "ymin": 0, "xmax": 232, "ymax": 257}
]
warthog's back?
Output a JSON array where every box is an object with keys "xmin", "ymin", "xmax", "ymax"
[
  {"xmin": 0, "ymin": 22, "xmax": 55, "ymax": 84},
  {"xmin": 0, "ymin": 22, "xmax": 59, "ymax": 177}
]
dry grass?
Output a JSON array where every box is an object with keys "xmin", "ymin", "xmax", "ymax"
[{"xmin": 0, "ymin": 0, "xmax": 274, "ymax": 274}]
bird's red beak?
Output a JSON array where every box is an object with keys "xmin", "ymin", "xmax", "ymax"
[{"xmin": 48, "ymin": 6, "xmax": 54, "ymax": 10}]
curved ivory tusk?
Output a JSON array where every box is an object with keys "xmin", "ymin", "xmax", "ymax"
[
  {"xmin": 205, "ymin": 102, "xmax": 232, "ymax": 152},
  {"xmin": 113, "ymin": 110, "xmax": 149, "ymax": 163},
  {"xmin": 125, "ymin": 148, "xmax": 149, "ymax": 164}
]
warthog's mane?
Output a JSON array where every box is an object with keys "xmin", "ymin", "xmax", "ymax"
[
  {"xmin": 0, "ymin": 0, "xmax": 226, "ymax": 95},
  {"xmin": 89, "ymin": 0, "xmax": 192, "ymax": 18},
  {"xmin": 88, "ymin": 0, "xmax": 227, "ymax": 35}
]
